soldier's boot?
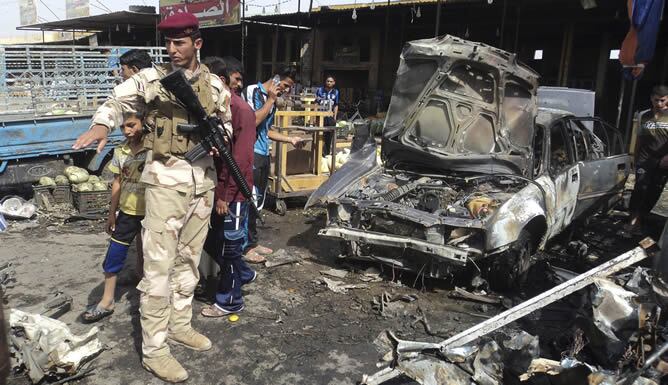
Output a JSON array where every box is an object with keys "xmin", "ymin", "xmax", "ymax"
[
  {"xmin": 168, "ymin": 327, "xmax": 212, "ymax": 351},
  {"xmin": 168, "ymin": 300, "xmax": 212, "ymax": 351},
  {"xmin": 142, "ymin": 354, "xmax": 188, "ymax": 383}
]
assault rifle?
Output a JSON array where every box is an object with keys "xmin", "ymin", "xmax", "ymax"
[{"xmin": 160, "ymin": 69, "xmax": 263, "ymax": 222}]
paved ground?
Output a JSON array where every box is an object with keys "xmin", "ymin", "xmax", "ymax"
[
  {"xmin": 2, "ymin": 205, "xmax": 503, "ymax": 385},
  {"xmin": 1, "ymin": 193, "xmax": 652, "ymax": 385}
]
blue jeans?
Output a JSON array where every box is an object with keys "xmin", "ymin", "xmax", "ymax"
[{"xmin": 213, "ymin": 201, "xmax": 255, "ymax": 310}]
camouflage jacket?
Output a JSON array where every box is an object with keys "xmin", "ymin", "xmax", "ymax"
[{"xmin": 91, "ymin": 63, "xmax": 231, "ymax": 194}]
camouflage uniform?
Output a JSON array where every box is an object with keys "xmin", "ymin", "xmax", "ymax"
[{"xmin": 91, "ymin": 62, "xmax": 230, "ymax": 359}]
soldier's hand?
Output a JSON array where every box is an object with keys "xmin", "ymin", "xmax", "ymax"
[
  {"xmin": 73, "ymin": 125, "xmax": 109, "ymax": 153},
  {"xmin": 209, "ymin": 148, "xmax": 220, "ymax": 157},
  {"xmin": 216, "ymin": 199, "xmax": 229, "ymax": 216},
  {"xmin": 290, "ymin": 136, "xmax": 305, "ymax": 149}
]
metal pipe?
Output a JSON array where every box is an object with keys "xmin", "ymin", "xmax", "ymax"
[{"xmin": 616, "ymin": 75, "xmax": 626, "ymax": 128}]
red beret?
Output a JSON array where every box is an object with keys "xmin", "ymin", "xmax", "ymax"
[{"xmin": 158, "ymin": 12, "xmax": 199, "ymax": 38}]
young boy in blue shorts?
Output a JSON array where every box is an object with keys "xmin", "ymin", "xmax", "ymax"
[{"xmin": 83, "ymin": 110, "xmax": 147, "ymax": 322}]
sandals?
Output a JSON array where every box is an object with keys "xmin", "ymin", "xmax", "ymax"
[
  {"xmin": 244, "ymin": 250, "xmax": 266, "ymax": 264},
  {"xmin": 201, "ymin": 303, "xmax": 244, "ymax": 318},
  {"xmin": 253, "ymin": 245, "xmax": 273, "ymax": 255},
  {"xmin": 82, "ymin": 303, "xmax": 114, "ymax": 323}
]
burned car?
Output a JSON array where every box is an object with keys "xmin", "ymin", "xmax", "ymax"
[{"xmin": 307, "ymin": 35, "xmax": 632, "ymax": 289}]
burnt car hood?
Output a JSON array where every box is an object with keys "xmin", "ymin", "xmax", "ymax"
[{"xmin": 382, "ymin": 35, "xmax": 539, "ymax": 175}]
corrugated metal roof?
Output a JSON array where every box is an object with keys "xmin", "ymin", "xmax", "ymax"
[
  {"xmin": 313, "ymin": 0, "xmax": 440, "ymax": 12},
  {"xmin": 17, "ymin": 11, "xmax": 158, "ymax": 32},
  {"xmin": 246, "ymin": 0, "xmax": 480, "ymax": 20}
]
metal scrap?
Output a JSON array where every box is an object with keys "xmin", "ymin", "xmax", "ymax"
[
  {"xmin": 315, "ymin": 277, "xmax": 368, "ymax": 294},
  {"xmin": 0, "ymin": 262, "xmax": 16, "ymax": 292},
  {"xmin": 23, "ymin": 292, "xmax": 73, "ymax": 320},
  {"xmin": 439, "ymin": 243, "xmax": 650, "ymax": 350},
  {"xmin": 9, "ymin": 308, "xmax": 103, "ymax": 383},
  {"xmin": 472, "ymin": 340, "xmax": 503, "ymax": 385},
  {"xmin": 449, "ymin": 287, "xmax": 502, "ymax": 305},
  {"xmin": 265, "ymin": 249, "xmax": 303, "ymax": 268},
  {"xmin": 319, "ymin": 268, "xmax": 349, "ymax": 279},
  {"xmin": 362, "ymin": 242, "xmax": 653, "ymax": 384}
]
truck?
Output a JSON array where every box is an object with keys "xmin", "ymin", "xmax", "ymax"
[{"xmin": 0, "ymin": 45, "xmax": 167, "ymax": 188}]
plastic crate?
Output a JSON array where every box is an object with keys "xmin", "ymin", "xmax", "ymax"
[
  {"xmin": 33, "ymin": 185, "xmax": 72, "ymax": 209},
  {"xmin": 72, "ymin": 190, "xmax": 112, "ymax": 215}
]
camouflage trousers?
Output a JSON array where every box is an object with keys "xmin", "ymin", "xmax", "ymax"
[{"xmin": 137, "ymin": 185, "xmax": 213, "ymax": 358}]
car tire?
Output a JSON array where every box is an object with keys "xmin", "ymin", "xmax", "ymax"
[
  {"xmin": 484, "ymin": 229, "xmax": 533, "ymax": 292},
  {"xmin": 275, "ymin": 199, "xmax": 287, "ymax": 216}
]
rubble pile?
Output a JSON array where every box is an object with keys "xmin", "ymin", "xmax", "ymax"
[{"xmin": 362, "ymin": 243, "xmax": 668, "ymax": 385}]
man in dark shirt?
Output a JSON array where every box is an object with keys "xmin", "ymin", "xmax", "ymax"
[
  {"xmin": 201, "ymin": 56, "xmax": 257, "ymax": 316},
  {"xmin": 630, "ymin": 85, "xmax": 668, "ymax": 227}
]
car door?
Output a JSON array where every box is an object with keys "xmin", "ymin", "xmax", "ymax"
[
  {"xmin": 570, "ymin": 117, "xmax": 632, "ymax": 218},
  {"xmin": 545, "ymin": 118, "xmax": 581, "ymax": 238}
]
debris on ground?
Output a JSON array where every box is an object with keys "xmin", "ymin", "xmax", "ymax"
[
  {"xmin": 265, "ymin": 248, "xmax": 304, "ymax": 268},
  {"xmin": 0, "ymin": 262, "xmax": 16, "ymax": 292},
  {"xmin": 0, "ymin": 196, "xmax": 36, "ymax": 219},
  {"xmin": 9, "ymin": 308, "xmax": 103, "ymax": 384},
  {"xmin": 314, "ymin": 277, "xmax": 368, "ymax": 294},
  {"xmin": 362, "ymin": 241, "xmax": 667, "ymax": 385},
  {"xmin": 319, "ymin": 268, "xmax": 349, "ymax": 279},
  {"xmin": 359, "ymin": 267, "xmax": 383, "ymax": 283},
  {"xmin": 449, "ymin": 287, "xmax": 503, "ymax": 305},
  {"xmin": 371, "ymin": 292, "xmax": 420, "ymax": 318},
  {"xmin": 5, "ymin": 220, "xmax": 40, "ymax": 233},
  {"xmin": 22, "ymin": 292, "xmax": 73, "ymax": 320}
]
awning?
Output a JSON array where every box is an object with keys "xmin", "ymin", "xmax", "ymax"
[{"xmin": 16, "ymin": 11, "xmax": 159, "ymax": 32}]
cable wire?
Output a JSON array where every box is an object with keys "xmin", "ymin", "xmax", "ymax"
[{"xmin": 37, "ymin": 0, "xmax": 60, "ymax": 20}]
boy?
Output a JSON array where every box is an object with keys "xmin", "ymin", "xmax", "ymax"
[
  {"xmin": 201, "ymin": 56, "xmax": 257, "ymax": 316},
  {"xmin": 118, "ymin": 49, "xmax": 153, "ymax": 80},
  {"xmin": 82, "ymin": 110, "xmax": 148, "ymax": 323}
]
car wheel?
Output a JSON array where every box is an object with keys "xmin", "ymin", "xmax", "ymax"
[
  {"xmin": 275, "ymin": 199, "xmax": 287, "ymax": 216},
  {"xmin": 484, "ymin": 229, "xmax": 533, "ymax": 292}
]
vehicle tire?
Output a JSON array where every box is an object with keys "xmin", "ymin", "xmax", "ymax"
[
  {"xmin": 275, "ymin": 199, "xmax": 287, "ymax": 216},
  {"xmin": 484, "ymin": 229, "xmax": 533, "ymax": 292}
]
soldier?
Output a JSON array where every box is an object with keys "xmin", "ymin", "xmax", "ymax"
[{"xmin": 73, "ymin": 12, "xmax": 230, "ymax": 383}]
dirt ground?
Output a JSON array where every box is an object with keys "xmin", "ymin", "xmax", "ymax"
[{"xmin": 0, "ymin": 201, "xmax": 649, "ymax": 385}]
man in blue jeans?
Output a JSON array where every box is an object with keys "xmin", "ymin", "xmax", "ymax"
[
  {"xmin": 241, "ymin": 66, "xmax": 303, "ymax": 263},
  {"xmin": 201, "ymin": 56, "xmax": 257, "ymax": 316}
]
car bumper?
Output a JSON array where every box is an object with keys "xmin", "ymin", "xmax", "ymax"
[{"xmin": 319, "ymin": 226, "xmax": 469, "ymax": 265}]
